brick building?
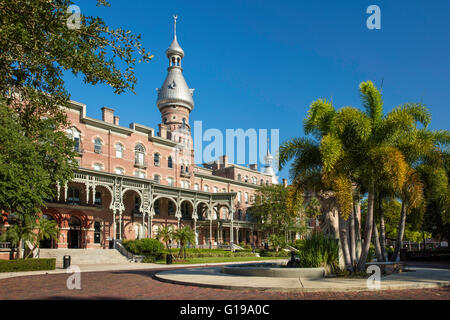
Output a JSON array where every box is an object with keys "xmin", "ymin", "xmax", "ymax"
[{"xmin": 29, "ymin": 18, "xmax": 279, "ymax": 251}]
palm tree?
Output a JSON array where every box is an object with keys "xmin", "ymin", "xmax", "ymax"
[
  {"xmin": 157, "ymin": 225, "xmax": 174, "ymax": 257},
  {"xmin": 3, "ymin": 214, "xmax": 37, "ymax": 259},
  {"xmin": 29, "ymin": 215, "xmax": 60, "ymax": 258},
  {"xmin": 280, "ymin": 81, "xmax": 433, "ymax": 272},
  {"xmin": 173, "ymin": 226, "xmax": 195, "ymax": 259}
]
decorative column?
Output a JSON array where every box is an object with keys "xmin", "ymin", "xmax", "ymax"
[
  {"xmin": 112, "ymin": 210, "xmax": 117, "ymax": 242},
  {"xmin": 118, "ymin": 209, "xmax": 123, "ymax": 240}
]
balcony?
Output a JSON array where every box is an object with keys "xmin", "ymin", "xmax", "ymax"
[
  {"xmin": 134, "ymin": 159, "xmax": 148, "ymax": 169},
  {"xmin": 180, "ymin": 171, "xmax": 191, "ymax": 178}
]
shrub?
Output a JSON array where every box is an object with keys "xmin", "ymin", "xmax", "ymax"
[
  {"xmin": 257, "ymin": 249, "xmax": 290, "ymax": 257},
  {"xmin": 158, "ymin": 248, "xmax": 256, "ymax": 259},
  {"xmin": 123, "ymin": 238, "xmax": 164, "ymax": 261},
  {"xmin": 297, "ymin": 232, "xmax": 339, "ymax": 272},
  {"xmin": 0, "ymin": 258, "xmax": 56, "ymax": 272}
]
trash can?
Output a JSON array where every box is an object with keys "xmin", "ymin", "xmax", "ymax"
[
  {"xmin": 63, "ymin": 255, "xmax": 71, "ymax": 269},
  {"xmin": 400, "ymin": 248, "xmax": 408, "ymax": 261},
  {"xmin": 166, "ymin": 254, "xmax": 173, "ymax": 265}
]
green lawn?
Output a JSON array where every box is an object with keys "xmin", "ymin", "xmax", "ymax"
[{"xmin": 154, "ymin": 256, "xmax": 284, "ymax": 265}]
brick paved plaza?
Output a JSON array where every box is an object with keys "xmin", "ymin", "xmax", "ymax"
[{"xmin": 0, "ymin": 266, "xmax": 449, "ymax": 300}]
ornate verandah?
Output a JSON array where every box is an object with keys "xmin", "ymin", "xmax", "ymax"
[{"xmin": 54, "ymin": 168, "xmax": 237, "ymax": 245}]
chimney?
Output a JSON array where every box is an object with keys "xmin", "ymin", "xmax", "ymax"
[
  {"xmin": 101, "ymin": 107, "xmax": 114, "ymax": 123},
  {"xmin": 113, "ymin": 116, "xmax": 120, "ymax": 125},
  {"xmin": 158, "ymin": 124, "xmax": 167, "ymax": 139},
  {"xmin": 220, "ymin": 155, "xmax": 228, "ymax": 169},
  {"xmin": 249, "ymin": 164, "xmax": 258, "ymax": 170},
  {"xmin": 282, "ymin": 178, "xmax": 288, "ymax": 187}
]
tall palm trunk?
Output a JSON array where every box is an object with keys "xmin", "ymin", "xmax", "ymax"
[
  {"xmin": 391, "ymin": 201, "xmax": 407, "ymax": 261},
  {"xmin": 16, "ymin": 238, "xmax": 22, "ymax": 260},
  {"xmin": 338, "ymin": 213, "xmax": 353, "ymax": 271},
  {"xmin": 372, "ymin": 219, "xmax": 383, "ymax": 261},
  {"xmin": 349, "ymin": 204, "xmax": 357, "ymax": 266},
  {"xmin": 357, "ymin": 182, "xmax": 375, "ymax": 271}
]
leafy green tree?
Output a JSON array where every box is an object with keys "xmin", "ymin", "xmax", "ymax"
[
  {"xmin": 252, "ymin": 184, "xmax": 305, "ymax": 246},
  {"xmin": 173, "ymin": 226, "xmax": 196, "ymax": 259},
  {"xmin": 0, "ymin": 0, "xmax": 152, "ymax": 253}
]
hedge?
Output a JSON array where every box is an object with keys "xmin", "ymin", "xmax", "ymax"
[
  {"xmin": 257, "ymin": 249, "xmax": 290, "ymax": 257},
  {"xmin": 161, "ymin": 248, "xmax": 256, "ymax": 258},
  {"xmin": 0, "ymin": 258, "xmax": 56, "ymax": 273}
]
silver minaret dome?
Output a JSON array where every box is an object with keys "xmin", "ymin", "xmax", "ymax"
[{"xmin": 157, "ymin": 15, "xmax": 194, "ymax": 111}]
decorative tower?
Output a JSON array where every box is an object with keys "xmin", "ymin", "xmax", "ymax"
[
  {"xmin": 157, "ymin": 15, "xmax": 194, "ymax": 140},
  {"xmin": 263, "ymin": 140, "xmax": 279, "ymax": 184}
]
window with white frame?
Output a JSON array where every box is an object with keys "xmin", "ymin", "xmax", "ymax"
[
  {"xmin": 167, "ymin": 177, "xmax": 175, "ymax": 187},
  {"xmin": 115, "ymin": 167, "xmax": 124, "ymax": 175},
  {"xmin": 222, "ymin": 188, "xmax": 226, "ymax": 193},
  {"xmin": 115, "ymin": 143, "xmax": 123, "ymax": 158},
  {"xmin": 203, "ymin": 185, "xmax": 209, "ymax": 192},
  {"xmin": 237, "ymin": 191, "xmax": 242, "ymax": 202},
  {"xmin": 93, "ymin": 163, "xmax": 103, "ymax": 171},
  {"xmin": 135, "ymin": 144, "xmax": 145, "ymax": 166},
  {"xmin": 244, "ymin": 175, "xmax": 248, "ymax": 183},
  {"xmin": 252, "ymin": 177, "xmax": 257, "ymax": 184},
  {"xmin": 213, "ymin": 186, "xmax": 218, "ymax": 193},
  {"xmin": 94, "ymin": 138, "xmax": 102, "ymax": 154},
  {"xmin": 244, "ymin": 192, "xmax": 249, "ymax": 204},
  {"xmin": 67, "ymin": 127, "xmax": 81, "ymax": 152},
  {"xmin": 194, "ymin": 183, "xmax": 199, "ymax": 191},
  {"xmin": 154, "ymin": 153, "xmax": 160, "ymax": 166},
  {"xmin": 154, "ymin": 175, "xmax": 161, "ymax": 184}
]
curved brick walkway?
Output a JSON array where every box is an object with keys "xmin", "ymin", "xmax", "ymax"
[{"xmin": 0, "ymin": 266, "xmax": 449, "ymax": 300}]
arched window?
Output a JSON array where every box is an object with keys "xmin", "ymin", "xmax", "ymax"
[
  {"xmin": 260, "ymin": 179, "xmax": 264, "ymax": 185},
  {"xmin": 237, "ymin": 174, "xmax": 242, "ymax": 181},
  {"xmin": 94, "ymin": 138, "xmax": 102, "ymax": 154},
  {"xmin": 115, "ymin": 167, "xmax": 124, "ymax": 175},
  {"xmin": 167, "ymin": 177, "xmax": 175, "ymax": 187},
  {"xmin": 115, "ymin": 143, "xmax": 123, "ymax": 158},
  {"xmin": 203, "ymin": 185, "xmax": 209, "ymax": 192},
  {"xmin": 154, "ymin": 153, "xmax": 160, "ymax": 166},
  {"xmin": 252, "ymin": 177, "xmax": 257, "ymax": 184},
  {"xmin": 194, "ymin": 183, "xmax": 199, "ymax": 191},
  {"xmin": 244, "ymin": 175, "xmax": 248, "ymax": 183},
  {"xmin": 93, "ymin": 163, "xmax": 103, "ymax": 171},
  {"xmin": 154, "ymin": 175, "xmax": 161, "ymax": 184},
  {"xmin": 67, "ymin": 127, "xmax": 81, "ymax": 152},
  {"xmin": 213, "ymin": 186, "xmax": 218, "ymax": 193},
  {"xmin": 244, "ymin": 192, "xmax": 249, "ymax": 204},
  {"xmin": 154, "ymin": 199, "xmax": 160, "ymax": 215},
  {"xmin": 135, "ymin": 144, "xmax": 145, "ymax": 167},
  {"xmin": 168, "ymin": 156, "xmax": 173, "ymax": 168},
  {"xmin": 237, "ymin": 191, "xmax": 242, "ymax": 202},
  {"xmin": 222, "ymin": 188, "xmax": 226, "ymax": 193}
]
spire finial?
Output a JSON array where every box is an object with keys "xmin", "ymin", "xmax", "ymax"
[{"xmin": 173, "ymin": 15, "xmax": 178, "ymax": 38}]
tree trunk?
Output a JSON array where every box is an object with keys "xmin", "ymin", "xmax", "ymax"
[
  {"xmin": 16, "ymin": 238, "xmax": 22, "ymax": 260},
  {"xmin": 349, "ymin": 204, "xmax": 357, "ymax": 266},
  {"xmin": 338, "ymin": 213, "xmax": 353, "ymax": 272},
  {"xmin": 391, "ymin": 201, "xmax": 407, "ymax": 261},
  {"xmin": 372, "ymin": 219, "xmax": 383, "ymax": 262},
  {"xmin": 357, "ymin": 182, "xmax": 375, "ymax": 271},
  {"xmin": 379, "ymin": 209, "xmax": 387, "ymax": 261}
]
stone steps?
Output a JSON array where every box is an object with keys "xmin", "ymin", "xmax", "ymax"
[{"xmin": 39, "ymin": 248, "xmax": 130, "ymax": 266}]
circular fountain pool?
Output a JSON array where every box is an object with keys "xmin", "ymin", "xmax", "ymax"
[{"xmin": 221, "ymin": 261, "xmax": 325, "ymax": 279}]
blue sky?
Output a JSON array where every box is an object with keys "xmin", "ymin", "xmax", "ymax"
[{"xmin": 64, "ymin": 0, "xmax": 450, "ymax": 182}]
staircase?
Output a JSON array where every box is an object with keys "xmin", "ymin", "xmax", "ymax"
[{"xmin": 39, "ymin": 248, "xmax": 130, "ymax": 267}]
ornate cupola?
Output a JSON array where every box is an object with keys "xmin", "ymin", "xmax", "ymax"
[
  {"xmin": 263, "ymin": 140, "xmax": 279, "ymax": 184},
  {"xmin": 157, "ymin": 15, "xmax": 194, "ymax": 136}
]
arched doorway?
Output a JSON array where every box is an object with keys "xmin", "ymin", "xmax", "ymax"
[
  {"xmin": 68, "ymin": 216, "xmax": 82, "ymax": 249},
  {"xmin": 39, "ymin": 214, "xmax": 57, "ymax": 249}
]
